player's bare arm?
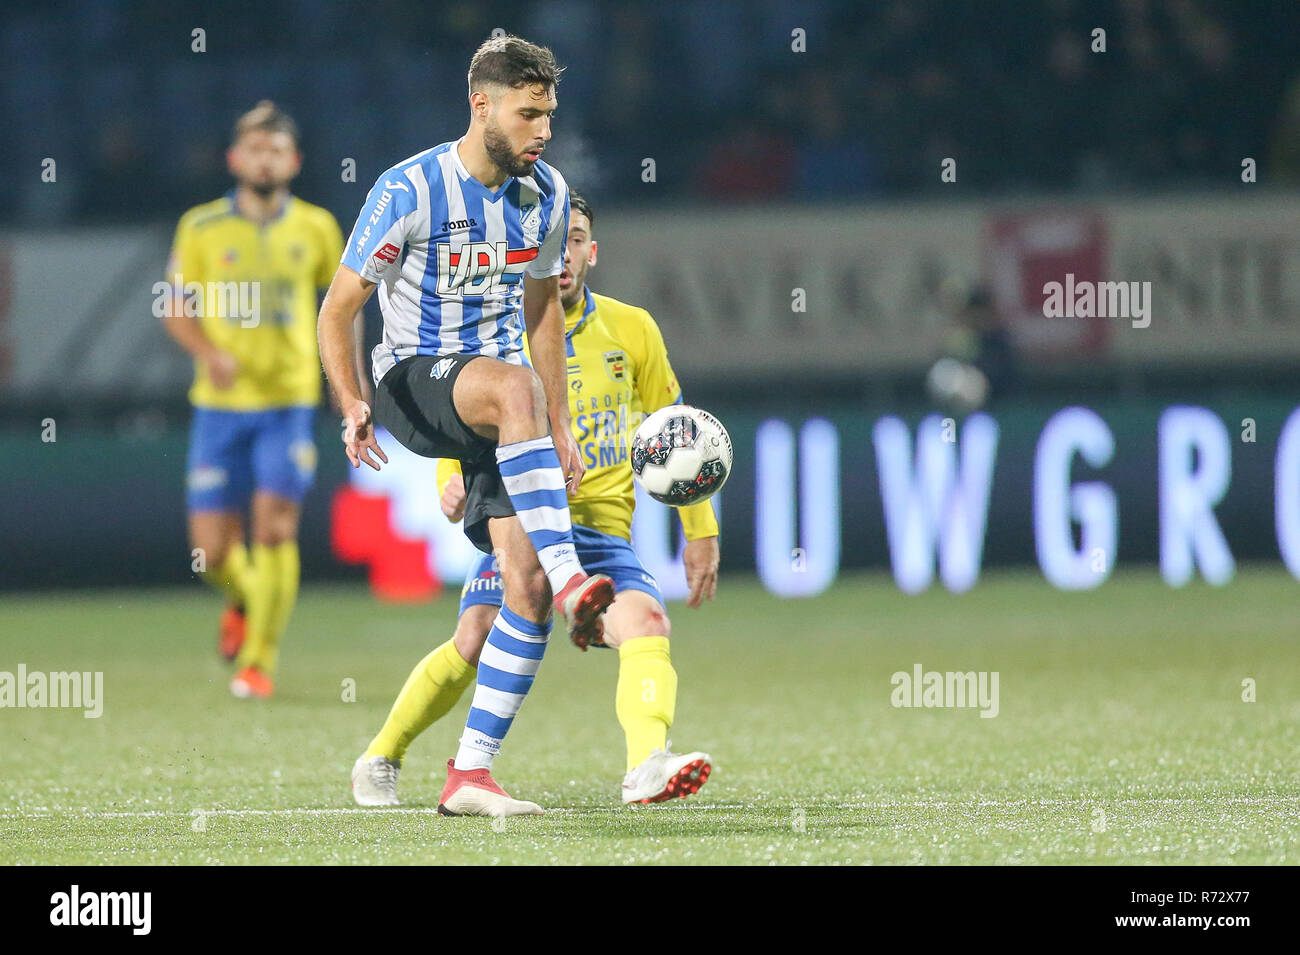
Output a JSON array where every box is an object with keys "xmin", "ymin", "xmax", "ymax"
[
  {"xmin": 318, "ymin": 263, "xmax": 387, "ymax": 470},
  {"xmin": 523, "ymin": 271, "xmax": 583, "ymax": 493},
  {"xmin": 162, "ymin": 301, "xmax": 237, "ymax": 390},
  {"xmin": 683, "ymin": 536, "xmax": 720, "ymax": 608},
  {"xmin": 440, "ymin": 472, "xmax": 467, "ymax": 523},
  {"xmin": 352, "ymin": 312, "xmax": 371, "ymax": 405}
]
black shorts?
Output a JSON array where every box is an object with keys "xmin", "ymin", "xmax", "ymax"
[{"xmin": 373, "ymin": 354, "xmax": 514, "ymax": 554}]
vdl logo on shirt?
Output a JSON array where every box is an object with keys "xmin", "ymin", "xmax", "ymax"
[
  {"xmin": 435, "ymin": 241, "xmax": 539, "ymax": 296},
  {"xmin": 50, "ymin": 885, "xmax": 151, "ymax": 935}
]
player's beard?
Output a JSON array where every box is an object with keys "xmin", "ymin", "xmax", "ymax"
[
  {"xmin": 483, "ymin": 119, "xmax": 533, "ymax": 179},
  {"xmin": 245, "ymin": 176, "xmax": 286, "ymax": 198}
]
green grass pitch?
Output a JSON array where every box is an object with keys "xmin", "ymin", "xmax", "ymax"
[{"xmin": 2, "ymin": 568, "xmax": 1297, "ymax": 865}]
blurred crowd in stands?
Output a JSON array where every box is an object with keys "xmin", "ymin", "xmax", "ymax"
[{"xmin": 3, "ymin": 0, "xmax": 1298, "ymax": 224}]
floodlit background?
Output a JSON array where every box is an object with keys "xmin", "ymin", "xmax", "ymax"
[
  {"xmin": 3, "ymin": 0, "xmax": 1299, "ymax": 595},
  {"xmin": 2, "ymin": 0, "xmax": 1300, "ymax": 869}
]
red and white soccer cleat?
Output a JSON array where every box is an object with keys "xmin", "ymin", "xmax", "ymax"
[
  {"xmin": 437, "ymin": 759, "xmax": 544, "ymax": 817},
  {"xmin": 229, "ymin": 665, "xmax": 273, "ymax": 700},
  {"xmin": 552, "ymin": 572, "xmax": 615, "ymax": 651},
  {"xmin": 621, "ymin": 749, "xmax": 712, "ymax": 804},
  {"xmin": 218, "ymin": 605, "xmax": 246, "ymax": 662}
]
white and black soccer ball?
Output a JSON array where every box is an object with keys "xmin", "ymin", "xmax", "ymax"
[{"xmin": 630, "ymin": 405, "xmax": 732, "ymax": 507}]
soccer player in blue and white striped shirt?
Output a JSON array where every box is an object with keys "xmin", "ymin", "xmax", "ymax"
[{"xmin": 318, "ymin": 35, "xmax": 613, "ymax": 816}]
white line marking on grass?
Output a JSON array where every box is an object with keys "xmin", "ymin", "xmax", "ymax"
[{"xmin": 2, "ymin": 796, "xmax": 1297, "ymax": 821}]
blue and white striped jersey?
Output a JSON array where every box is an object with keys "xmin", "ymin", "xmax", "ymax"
[{"xmin": 342, "ymin": 139, "xmax": 570, "ymax": 384}]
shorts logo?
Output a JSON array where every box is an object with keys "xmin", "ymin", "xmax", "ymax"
[
  {"xmin": 429, "ymin": 357, "xmax": 456, "ymax": 380},
  {"xmin": 373, "ymin": 242, "xmax": 401, "ymax": 265},
  {"xmin": 603, "ymin": 350, "xmax": 627, "ymax": 382},
  {"xmin": 187, "ymin": 466, "xmax": 228, "ymax": 492},
  {"xmin": 461, "ymin": 567, "xmax": 503, "ymax": 598},
  {"xmin": 290, "ymin": 439, "xmax": 317, "ymax": 477},
  {"xmin": 641, "ymin": 573, "xmax": 657, "ymax": 588}
]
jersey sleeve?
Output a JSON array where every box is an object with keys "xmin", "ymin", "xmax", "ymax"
[
  {"xmin": 525, "ymin": 170, "xmax": 569, "ymax": 279},
  {"xmin": 167, "ymin": 215, "xmax": 203, "ymax": 285},
  {"xmin": 435, "ymin": 457, "xmax": 464, "ymax": 505},
  {"xmin": 678, "ymin": 498, "xmax": 719, "ymax": 540},
  {"xmin": 633, "ymin": 309, "xmax": 683, "ymax": 415},
  {"xmin": 315, "ymin": 210, "xmax": 346, "ymax": 288},
  {"xmin": 629, "ymin": 309, "xmax": 716, "ymax": 538},
  {"xmin": 166, "ymin": 214, "xmax": 205, "ymax": 311},
  {"xmin": 341, "ymin": 170, "xmax": 420, "ymax": 284}
]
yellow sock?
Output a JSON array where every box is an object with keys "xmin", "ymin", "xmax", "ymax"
[
  {"xmin": 615, "ymin": 636, "xmax": 677, "ymax": 771},
  {"xmin": 256, "ymin": 541, "xmax": 299, "ymax": 675},
  {"xmin": 365, "ymin": 639, "xmax": 477, "ymax": 761},
  {"xmin": 200, "ymin": 541, "xmax": 250, "ymax": 606},
  {"xmin": 235, "ymin": 543, "xmax": 278, "ymax": 673}
]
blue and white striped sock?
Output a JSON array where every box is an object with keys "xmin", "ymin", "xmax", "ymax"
[
  {"xmin": 454, "ymin": 606, "xmax": 552, "ymax": 770},
  {"xmin": 495, "ymin": 436, "xmax": 585, "ymax": 594}
]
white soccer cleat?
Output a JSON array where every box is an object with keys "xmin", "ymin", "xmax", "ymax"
[
  {"xmin": 622, "ymin": 748, "xmax": 712, "ymax": 804},
  {"xmin": 351, "ymin": 754, "xmax": 401, "ymax": 807},
  {"xmin": 437, "ymin": 759, "xmax": 544, "ymax": 817}
]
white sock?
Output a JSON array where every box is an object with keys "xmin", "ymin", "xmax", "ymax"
[{"xmin": 454, "ymin": 606, "xmax": 551, "ymax": 770}]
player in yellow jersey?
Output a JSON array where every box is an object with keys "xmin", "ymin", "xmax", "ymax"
[
  {"xmin": 352, "ymin": 193, "xmax": 721, "ymax": 808},
  {"xmin": 162, "ymin": 101, "xmax": 347, "ymax": 700}
]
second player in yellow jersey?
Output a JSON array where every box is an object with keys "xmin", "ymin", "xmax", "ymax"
[
  {"xmin": 433, "ymin": 285, "xmax": 718, "ymax": 543},
  {"xmin": 353, "ymin": 192, "xmax": 722, "ymax": 812}
]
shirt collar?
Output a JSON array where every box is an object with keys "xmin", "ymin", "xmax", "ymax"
[
  {"xmin": 566, "ymin": 286, "xmax": 597, "ymax": 333},
  {"xmin": 452, "ymin": 137, "xmax": 529, "ymax": 198},
  {"xmin": 563, "ymin": 287, "xmax": 598, "ymax": 356},
  {"xmin": 226, "ymin": 188, "xmax": 291, "ymax": 225}
]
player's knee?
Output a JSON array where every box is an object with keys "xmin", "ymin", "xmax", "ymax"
[
  {"xmin": 643, "ymin": 607, "xmax": 671, "ymax": 638},
  {"xmin": 252, "ymin": 499, "xmax": 299, "ymax": 546},
  {"xmin": 253, "ymin": 519, "xmax": 295, "ymax": 547},
  {"xmin": 189, "ymin": 523, "xmax": 234, "ymax": 568},
  {"xmin": 604, "ymin": 604, "xmax": 671, "ymax": 648},
  {"xmin": 501, "ymin": 565, "xmax": 550, "ymax": 621},
  {"xmin": 498, "ymin": 367, "xmax": 547, "ymax": 428},
  {"xmin": 453, "ymin": 608, "xmax": 493, "ymax": 666},
  {"xmin": 193, "ymin": 538, "xmax": 231, "ymax": 569}
]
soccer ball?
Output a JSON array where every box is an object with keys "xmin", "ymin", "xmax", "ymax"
[{"xmin": 629, "ymin": 405, "xmax": 732, "ymax": 507}]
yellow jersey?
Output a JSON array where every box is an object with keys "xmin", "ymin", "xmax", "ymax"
[
  {"xmin": 167, "ymin": 192, "xmax": 344, "ymax": 410},
  {"xmin": 437, "ymin": 287, "xmax": 719, "ymax": 542}
]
